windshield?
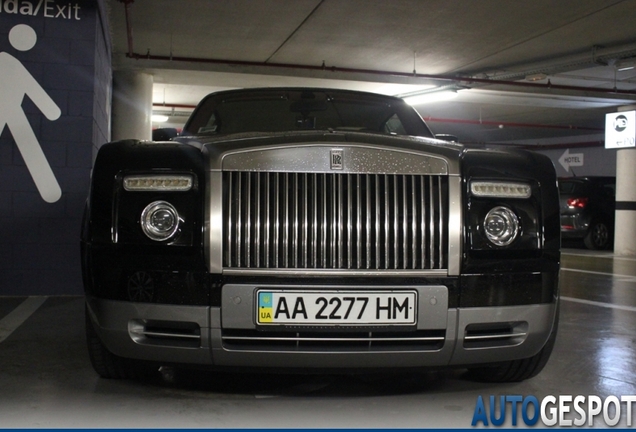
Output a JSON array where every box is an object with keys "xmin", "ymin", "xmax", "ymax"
[{"xmin": 183, "ymin": 88, "xmax": 434, "ymax": 138}]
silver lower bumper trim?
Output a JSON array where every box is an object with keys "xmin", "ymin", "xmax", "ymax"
[{"xmin": 86, "ymin": 296, "xmax": 556, "ymax": 369}]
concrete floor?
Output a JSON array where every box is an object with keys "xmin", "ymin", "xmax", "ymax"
[{"xmin": 1, "ymin": 248, "xmax": 635, "ymax": 428}]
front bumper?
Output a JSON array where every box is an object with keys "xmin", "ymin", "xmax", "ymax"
[{"xmin": 86, "ymin": 283, "xmax": 557, "ymax": 370}]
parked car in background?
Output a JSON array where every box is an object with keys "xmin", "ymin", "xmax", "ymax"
[
  {"xmin": 558, "ymin": 176, "xmax": 616, "ymax": 250},
  {"xmin": 82, "ymin": 88, "xmax": 560, "ymax": 383}
]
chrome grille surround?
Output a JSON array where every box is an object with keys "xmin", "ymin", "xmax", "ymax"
[{"xmin": 204, "ymin": 143, "xmax": 461, "ymax": 276}]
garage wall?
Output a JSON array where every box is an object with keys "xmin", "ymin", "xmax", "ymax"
[
  {"xmin": 0, "ymin": 0, "xmax": 111, "ymax": 295},
  {"xmin": 536, "ymin": 146, "xmax": 617, "ymax": 178}
]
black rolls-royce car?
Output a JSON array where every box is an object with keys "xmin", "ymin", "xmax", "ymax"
[{"xmin": 82, "ymin": 88, "xmax": 560, "ymax": 382}]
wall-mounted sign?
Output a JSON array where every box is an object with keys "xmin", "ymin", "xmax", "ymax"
[
  {"xmin": 605, "ymin": 110, "xmax": 636, "ymax": 149},
  {"xmin": 0, "ymin": 24, "xmax": 61, "ymax": 202},
  {"xmin": 558, "ymin": 149, "xmax": 584, "ymax": 172}
]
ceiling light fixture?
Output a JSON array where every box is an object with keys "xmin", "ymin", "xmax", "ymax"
[
  {"xmin": 402, "ymin": 88, "xmax": 459, "ymax": 105},
  {"xmin": 152, "ymin": 114, "xmax": 169, "ymax": 123},
  {"xmin": 525, "ymin": 73, "xmax": 548, "ymax": 82},
  {"xmin": 616, "ymin": 58, "xmax": 636, "ymax": 72}
]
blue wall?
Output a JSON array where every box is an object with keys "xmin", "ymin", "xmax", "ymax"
[{"xmin": 0, "ymin": 0, "xmax": 111, "ymax": 295}]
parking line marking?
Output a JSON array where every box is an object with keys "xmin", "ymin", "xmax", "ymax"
[
  {"xmin": 0, "ymin": 296, "xmax": 47, "ymax": 343},
  {"xmin": 561, "ymin": 296, "xmax": 636, "ymax": 313},
  {"xmin": 560, "ymin": 267, "xmax": 636, "ymax": 282},
  {"xmin": 562, "ymin": 252, "xmax": 636, "ymax": 262}
]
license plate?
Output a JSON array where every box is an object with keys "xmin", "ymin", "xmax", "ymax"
[{"xmin": 256, "ymin": 290, "xmax": 417, "ymax": 325}]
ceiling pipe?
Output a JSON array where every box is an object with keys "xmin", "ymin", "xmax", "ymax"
[
  {"xmin": 129, "ymin": 51, "xmax": 636, "ymax": 97},
  {"xmin": 422, "ymin": 116, "xmax": 603, "ymax": 132},
  {"xmin": 476, "ymin": 43, "xmax": 636, "ymax": 82},
  {"xmin": 117, "ymin": 0, "xmax": 135, "ymax": 57}
]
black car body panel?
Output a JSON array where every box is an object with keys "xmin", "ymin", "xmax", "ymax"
[{"xmin": 81, "ymin": 88, "xmax": 560, "ymax": 381}]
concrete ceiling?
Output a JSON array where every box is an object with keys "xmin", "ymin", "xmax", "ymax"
[{"xmin": 107, "ymin": 0, "xmax": 636, "ymax": 146}]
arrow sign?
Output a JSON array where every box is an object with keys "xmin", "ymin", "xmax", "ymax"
[{"xmin": 558, "ymin": 149, "xmax": 584, "ymax": 172}]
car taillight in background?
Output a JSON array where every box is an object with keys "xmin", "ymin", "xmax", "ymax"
[{"xmin": 567, "ymin": 197, "xmax": 588, "ymax": 208}]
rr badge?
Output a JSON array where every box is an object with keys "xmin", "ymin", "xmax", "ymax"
[{"xmin": 330, "ymin": 149, "xmax": 343, "ymax": 170}]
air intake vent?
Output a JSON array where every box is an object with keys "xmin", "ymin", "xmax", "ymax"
[
  {"xmin": 223, "ymin": 171, "xmax": 448, "ymax": 270},
  {"xmin": 463, "ymin": 322, "xmax": 528, "ymax": 349},
  {"xmin": 222, "ymin": 328, "xmax": 445, "ymax": 352},
  {"xmin": 129, "ymin": 320, "xmax": 201, "ymax": 348}
]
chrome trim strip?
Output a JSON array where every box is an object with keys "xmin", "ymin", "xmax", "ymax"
[
  {"xmin": 236, "ymin": 173, "xmax": 242, "ymax": 267},
  {"xmin": 464, "ymin": 332, "xmax": 528, "ymax": 341},
  {"xmin": 393, "ymin": 176, "xmax": 398, "ymax": 269},
  {"xmin": 375, "ymin": 174, "xmax": 380, "ymax": 269},
  {"xmin": 421, "ymin": 176, "xmax": 426, "ymax": 269},
  {"xmin": 348, "ymin": 174, "xmax": 353, "ymax": 269},
  {"xmin": 331, "ymin": 174, "xmax": 337, "ymax": 268},
  {"xmin": 303, "ymin": 173, "xmax": 308, "ymax": 268},
  {"xmin": 222, "ymin": 268, "xmax": 449, "ymax": 277},
  {"xmin": 284, "ymin": 173, "xmax": 289, "ymax": 268},
  {"xmin": 338, "ymin": 175, "xmax": 343, "ymax": 268},
  {"xmin": 356, "ymin": 175, "xmax": 362, "ymax": 269},
  {"xmin": 321, "ymin": 175, "xmax": 327, "ymax": 268},
  {"xmin": 265, "ymin": 174, "xmax": 270, "ymax": 268},
  {"xmin": 222, "ymin": 336, "xmax": 445, "ymax": 342},
  {"xmin": 207, "ymin": 170, "xmax": 223, "ymax": 273},
  {"xmin": 293, "ymin": 173, "xmax": 299, "ymax": 268},
  {"xmin": 411, "ymin": 176, "xmax": 416, "ymax": 269},
  {"xmin": 384, "ymin": 174, "xmax": 389, "ymax": 269},
  {"xmin": 365, "ymin": 174, "xmax": 371, "ymax": 270},
  {"xmin": 255, "ymin": 173, "xmax": 260, "ymax": 267},
  {"xmin": 274, "ymin": 173, "xmax": 280, "ymax": 268},
  {"xmin": 402, "ymin": 176, "xmax": 407, "ymax": 269},
  {"xmin": 312, "ymin": 174, "xmax": 318, "ymax": 268},
  {"xmin": 136, "ymin": 331, "xmax": 201, "ymax": 340},
  {"xmin": 438, "ymin": 177, "xmax": 443, "ymax": 270},
  {"xmin": 227, "ymin": 172, "xmax": 233, "ymax": 267},
  {"xmin": 447, "ymin": 175, "xmax": 462, "ymax": 276},
  {"xmin": 429, "ymin": 177, "xmax": 434, "ymax": 269},
  {"xmin": 246, "ymin": 173, "xmax": 251, "ymax": 267}
]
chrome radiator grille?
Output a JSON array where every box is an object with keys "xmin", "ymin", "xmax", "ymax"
[{"xmin": 222, "ymin": 172, "xmax": 448, "ymax": 270}]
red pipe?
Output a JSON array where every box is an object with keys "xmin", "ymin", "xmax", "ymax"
[{"xmin": 120, "ymin": 0, "xmax": 135, "ymax": 57}]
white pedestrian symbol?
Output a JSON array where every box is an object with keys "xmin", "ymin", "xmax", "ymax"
[{"xmin": 0, "ymin": 24, "xmax": 62, "ymax": 203}]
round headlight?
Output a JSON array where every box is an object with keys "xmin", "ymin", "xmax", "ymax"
[
  {"xmin": 141, "ymin": 201, "xmax": 180, "ymax": 241},
  {"xmin": 483, "ymin": 206, "xmax": 520, "ymax": 246}
]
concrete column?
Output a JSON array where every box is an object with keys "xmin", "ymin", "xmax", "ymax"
[
  {"xmin": 112, "ymin": 70, "xmax": 153, "ymax": 141},
  {"xmin": 614, "ymin": 148, "xmax": 636, "ymax": 256},
  {"xmin": 613, "ymin": 105, "xmax": 636, "ymax": 256}
]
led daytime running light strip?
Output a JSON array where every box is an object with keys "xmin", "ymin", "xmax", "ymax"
[
  {"xmin": 124, "ymin": 175, "xmax": 193, "ymax": 192},
  {"xmin": 471, "ymin": 181, "xmax": 531, "ymax": 199}
]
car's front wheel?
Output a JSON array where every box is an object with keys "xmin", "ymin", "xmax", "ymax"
[
  {"xmin": 466, "ymin": 303, "xmax": 559, "ymax": 383},
  {"xmin": 584, "ymin": 220, "xmax": 611, "ymax": 250},
  {"xmin": 85, "ymin": 307, "xmax": 158, "ymax": 379}
]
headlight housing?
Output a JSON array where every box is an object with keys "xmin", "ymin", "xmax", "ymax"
[
  {"xmin": 483, "ymin": 206, "xmax": 520, "ymax": 246},
  {"xmin": 141, "ymin": 201, "xmax": 180, "ymax": 241}
]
